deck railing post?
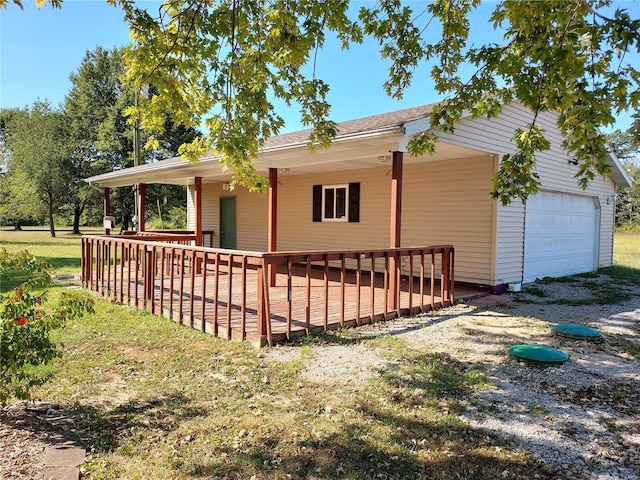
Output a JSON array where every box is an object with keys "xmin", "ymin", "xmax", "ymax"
[
  {"xmin": 97, "ymin": 240, "xmax": 103, "ymax": 295},
  {"xmin": 389, "ymin": 250, "xmax": 401, "ymax": 311},
  {"xmin": 257, "ymin": 263, "xmax": 265, "ymax": 337},
  {"xmin": 81, "ymin": 239, "xmax": 87, "ymax": 288},
  {"xmin": 256, "ymin": 261, "xmax": 269, "ymax": 345},
  {"xmin": 442, "ymin": 248, "xmax": 454, "ymax": 306},
  {"xmin": 144, "ymin": 246, "xmax": 154, "ymax": 303},
  {"xmin": 449, "ymin": 248, "xmax": 455, "ymax": 304}
]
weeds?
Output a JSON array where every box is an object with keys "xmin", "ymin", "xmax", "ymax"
[
  {"xmin": 524, "ymin": 286, "xmax": 547, "ymax": 297},
  {"xmin": 548, "ymin": 282, "xmax": 632, "ymax": 306},
  {"xmin": 519, "ymin": 274, "xmax": 633, "ymax": 306}
]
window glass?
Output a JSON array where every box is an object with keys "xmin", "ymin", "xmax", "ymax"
[
  {"xmin": 324, "ymin": 188, "xmax": 335, "ymax": 219},
  {"xmin": 336, "ymin": 187, "xmax": 346, "ymax": 219},
  {"xmin": 321, "ymin": 185, "xmax": 349, "ymax": 221}
]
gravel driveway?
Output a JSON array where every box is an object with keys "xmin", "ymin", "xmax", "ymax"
[{"xmin": 268, "ymin": 274, "xmax": 640, "ymax": 480}]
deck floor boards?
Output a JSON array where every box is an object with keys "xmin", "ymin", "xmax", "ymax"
[{"xmin": 90, "ymin": 261, "xmax": 482, "ymax": 344}]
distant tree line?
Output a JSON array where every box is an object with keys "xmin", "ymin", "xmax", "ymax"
[
  {"xmin": 0, "ymin": 47, "xmax": 199, "ymax": 236},
  {"xmin": 607, "ymin": 129, "xmax": 640, "ymax": 231}
]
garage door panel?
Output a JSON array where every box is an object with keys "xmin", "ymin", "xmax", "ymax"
[{"xmin": 523, "ymin": 192, "xmax": 597, "ymax": 283}]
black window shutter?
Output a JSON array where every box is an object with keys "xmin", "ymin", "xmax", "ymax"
[
  {"xmin": 312, "ymin": 185, "xmax": 322, "ymax": 222},
  {"xmin": 348, "ymin": 182, "xmax": 360, "ymax": 223}
]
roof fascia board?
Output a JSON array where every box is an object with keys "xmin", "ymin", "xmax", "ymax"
[
  {"xmin": 402, "ymin": 109, "xmax": 471, "ymax": 137},
  {"xmin": 607, "ymin": 150, "xmax": 633, "ymax": 188},
  {"xmin": 402, "ymin": 116, "xmax": 431, "ymax": 137},
  {"xmin": 85, "ymin": 156, "xmax": 218, "ymax": 185},
  {"xmin": 260, "ymin": 125, "xmax": 402, "ymax": 154}
]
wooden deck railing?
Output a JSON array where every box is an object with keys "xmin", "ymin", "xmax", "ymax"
[
  {"xmin": 81, "ymin": 235, "xmax": 454, "ymax": 346},
  {"xmin": 120, "ymin": 230, "xmax": 215, "ymax": 247}
]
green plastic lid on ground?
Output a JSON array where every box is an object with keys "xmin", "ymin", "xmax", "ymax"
[
  {"xmin": 508, "ymin": 344, "xmax": 569, "ymax": 366},
  {"xmin": 550, "ymin": 323, "xmax": 602, "ymax": 340}
]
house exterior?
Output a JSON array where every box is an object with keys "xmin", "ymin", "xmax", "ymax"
[{"xmin": 86, "ymin": 101, "xmax": 632, "ymax": 290}]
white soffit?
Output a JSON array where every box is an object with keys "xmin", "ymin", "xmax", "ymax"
[{"xmin": 87, "ymin": 135, "xmax": 489, "ymax": 188}]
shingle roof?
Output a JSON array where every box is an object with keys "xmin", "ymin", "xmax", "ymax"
[
  {"xmin": 86, "ymin": 103, "xmax": 437, "ymax": 184},
  {"xmin": 264, "ymin": 102, "xmax": 436, "ymax": 148}
]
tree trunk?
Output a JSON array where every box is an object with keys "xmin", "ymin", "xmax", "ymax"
[
  {"xmin": 121, "ymin": 213, "xmax": 130, "ymax": 232},
  {"xmin": 72, "ymin": 202, "xmax": 82, "ymax": 235},
  {"xmin": 121, "ymin": 201, "xmax": 132, "ymax": 232},
  {"xmin": 13, "ymin": 222, "xmax": 22, "ymax": 231},
  {"xmin": 48, "ymin": 191, "xmax": 56, "ymax": 238}
]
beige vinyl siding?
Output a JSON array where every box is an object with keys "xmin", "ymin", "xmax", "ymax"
[
  {"xmin": 235, "ymin": 187, "xmax": 268, "ymax": 251},
  {"xmin": 495, "ymin": 201, "xmax": 526, "ymax": 284},
  {"xmin": 187, "ymin": 183, "xmax": 221, "ymax": 247},
  {"xmin": 188, "ymin": 183, "xmax": 268, "ymax": 250},
  {"xmin": 276, "ymin": 159, "xmax": 495, "ymax": 284},
  {"xmin": 437, "ymin": 103, "xmax": 616, "ymax": 282},
  {"xmin": 599, "ymin": 196, "xmax": 615, "ymax": 268},
  {"xmin": 402, "ymin": 156, "xmax": 495, "ymax": 284},
  {"xmin": 278, "ymin": 167, "xmax": 391, "ymax": 251},
  {"xmin": 187, "ymin": 160, "xmax": 495, "ymax": 284}
]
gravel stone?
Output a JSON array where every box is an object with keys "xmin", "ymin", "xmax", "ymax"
[{"xmin": 267, "ymin": 274, "xmax": 640, "ymax": 480}]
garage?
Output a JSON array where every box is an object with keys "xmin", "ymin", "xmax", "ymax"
[{"xmin": 523, "ymin": 191, "xmax": 599, "ymax": 283}]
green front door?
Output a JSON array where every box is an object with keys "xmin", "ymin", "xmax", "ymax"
[{"xmin": 219, "ymin": 196, "xmax": 236, "ymax": 249}]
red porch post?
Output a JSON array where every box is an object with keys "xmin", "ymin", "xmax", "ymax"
[
  {"xmin": 139, "ymin": 183, "xmax": 146, "ymax": 232},
  {"xmin": 103, "ymin": 187, "xmax": 111, "ymax": 235},
  {"xmin": 268, "ymin": 168, "xmax": 278, "ymax": 286},
  {"xmin": 194, "ymin": 177, "xmax": 204, "ymax": 273},
  {"xmin": 194, "ymin": 177, "xmax": 203, "ymax": 247},
  {"xmin": 389, "ymin": 151, "xmax": 403, "ymax": 310}
]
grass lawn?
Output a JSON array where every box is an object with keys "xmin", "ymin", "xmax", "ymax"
[
  {"xmin": 3, "ymin": 230, "xmax": 639, "ymax": 478},
  {"xmin": 609, "ymin": 232, "xmax": 640, "ymax": 283},
  {"xmin": 0, "ymin": 226, "xmax": 103, "ymax": 274}
]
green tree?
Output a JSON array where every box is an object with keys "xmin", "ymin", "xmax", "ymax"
[
  {"xmin": 64, "ymin": 47, "xmax": 201, "ymax": 232},
  {"xmin": 0, "ymin": 169, "xmax": 43, "ymax": 229},
  {"xmin": 4, "ymin": 0, "xmax": 639, "ymax": 205},
  {"xmin": 94, "ymin": 84, "xmax": 201, "ymax": 231},
  {"xmin": 64, "ymin": 47, "xmax": 129, "ymax": 234},
  {"xmin": 615, "ymin": 163, "xmax": 640, "ymax": 229},
  {"xmin": 606, "ymin": 128, "xmax": 640, "ymax": 164},
  {"xmin": 607, "ymin": 128, "xmax": 640, "ymax": 229},
  {"xmin": 0, "ymin": 110, "xmax": 43, "ymax": 229},
  {"xmin": 121, "ymin": 0, "xmax": 640, "ymax": 205},
  {"xmin": 2, "ymin": 102, "xmax": 71, "ymax": 237},
  {"xmin": 142, "ymin": 114, "xmax": 201, "ymax": 229}
]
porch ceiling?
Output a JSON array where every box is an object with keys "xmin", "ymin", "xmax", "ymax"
[{"xmin": 86, "ymin": 133, "xmax": 490, "ymax": 188}]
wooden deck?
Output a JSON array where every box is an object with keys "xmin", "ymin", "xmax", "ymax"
[
  {"xmin": 82, "ymin": 236, "xmax": 466, "ymax": 346},
  {"xmin": 94, "ymin": 263, "xmax": 480, "ymax": 344}
]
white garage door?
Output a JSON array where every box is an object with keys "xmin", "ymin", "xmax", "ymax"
[{"xmin": 523, "ymin": 191, "xmax": 598, "ymax": 283}]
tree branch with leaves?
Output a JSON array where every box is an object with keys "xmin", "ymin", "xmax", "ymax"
[{"xmin": 4, "ymin": 0, "xmax": 638, "ymax": 204}]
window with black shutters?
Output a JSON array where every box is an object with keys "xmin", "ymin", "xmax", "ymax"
[{"xmin": 312, "ymin": 183, "xmax": 360, "ymax": 222}]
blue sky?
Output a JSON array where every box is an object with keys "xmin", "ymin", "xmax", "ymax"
[{"xmin": 1, "ymin": 0, "xmax": 637, "ymax": 134}]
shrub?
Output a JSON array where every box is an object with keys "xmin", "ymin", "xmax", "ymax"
[
  {"xmin": 0, "ymin": 250, "xmax": 94, "ymax": 405},
  {"xmin": 0, "ymin": 248, "xmax": 53, "ymax": 291}
]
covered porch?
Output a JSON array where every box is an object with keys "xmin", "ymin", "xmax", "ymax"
[{"xmin": 84, "ymin": 106, "xmax": 497, "ymax": 344}]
